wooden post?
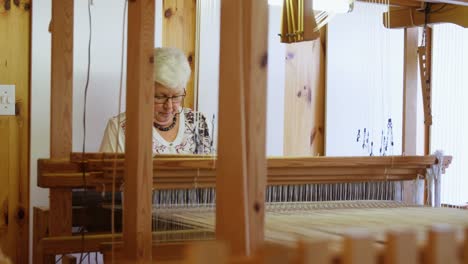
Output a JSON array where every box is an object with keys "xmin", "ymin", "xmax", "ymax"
[
  {"xmin": 283, "ymin": 39, "xmax": 325, "ymax": 156},
  {"xmin": 426, "ymin": 225, "xmax": 458, "ymax": 264},
  {"xmin": 401, "ymin": 27, "xmax": 421, "ymax": 204},
  {"xmin": 162, "ymin": 0, "xmax": 196, "ymax": 109},
  {"xmin": 33, "ymin": 207, "xmax": 54, "ymax": 264},
  {"xmin": 385, "ymin": 230, "xmax": 418, "ymax": 264},
  {"xmin": 184, "ymin": 241, "xmax": 229, "ymax": 264},
  {"xmin": 216, "ymin": 0, "xmax": 268, "ymax": 257},
  {"xmin": 123, "ymin": 0, "xmax": 155, "ymax": 262},
  {"xmin": 343, "ymin": 230, "xmax": 375, "ymax": 264},
  {"xmin": 294, "ymin": 240, "xmax": 329, "ymax": 264},
  {"xmin": 49, "ymin": 0, "xmax": 74, "ymax": 242}
]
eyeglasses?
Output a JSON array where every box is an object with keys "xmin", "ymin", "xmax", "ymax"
[{"xmin": 154, "ymin": 93, "xmax": 186, "ymax": 104}]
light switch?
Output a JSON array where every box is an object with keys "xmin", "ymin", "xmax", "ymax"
[{"xmin": 0, "ymin": 85, "xmax": 15, "ymax": 116}]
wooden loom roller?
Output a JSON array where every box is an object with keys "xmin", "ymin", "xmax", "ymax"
[{"xmin": 37, "ymin": 153, "xmax": 452, "ymax": 191}]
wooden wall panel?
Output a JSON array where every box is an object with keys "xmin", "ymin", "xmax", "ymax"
[
  {"xmin": 283, "ymin": 39, "xmax": 325, "ymax": 156},
  {"xmin": 0, "ymin": 0, "xmax": 31, "ymax": 262},
  {"xmin": 162, "ymin": 0, "xmax": 196, "ymax": 109}
]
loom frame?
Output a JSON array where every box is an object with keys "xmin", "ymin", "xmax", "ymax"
[{"xmin": 33, "ymin": 0, "xmax": 466, "ymax": 263}]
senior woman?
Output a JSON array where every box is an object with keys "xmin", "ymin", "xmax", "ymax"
[{"xmin": 100, "ymin": 47, "xmax": 214, "ymax": 154}]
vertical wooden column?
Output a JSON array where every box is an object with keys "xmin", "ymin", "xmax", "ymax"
[
  {"xmin": 283, "ymin": 38, "xmax": 325, "ymax": 156},
  {"xmin": 162, "ymin": 0, "xmax": 196, "ymax": 109},
  {"xmin": 216, "ymin": 0, "xmax": 268, "ymax": 257},
  {"xmin": 123, "ymin": 0, "xmax": 155, "ymax": 262},
  {"xmin": 33, "ymin": 207, "xmax": 54, "ymax": 264},
  {"xmin": 49, "ymin": 0, "xmax": 74, "ymax": 237},
  {"xmin": 401, "ymin": 27, "xmax": 420, "ymax": 204}
]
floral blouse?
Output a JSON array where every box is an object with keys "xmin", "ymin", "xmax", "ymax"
[{"xmin": 99, "ymin": 108, "xmax": 215, "ymax": 155}]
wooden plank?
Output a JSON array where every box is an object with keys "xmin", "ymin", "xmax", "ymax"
[
  {"xmin": 124, "ymin": 0, "xmax": 155, "ymax": 262},
  {"xmin": 37, "ymin": 155, "xmax": 449, "ymax": 188},
  {"xmin": 426, "ymin": 225, "xmax": 458, "ymax": 264},
  {"xmin": 243, "ymin": 0, "xmax": 268, "ymax": 255},
  {"xmin": 0, "ymin": 0, "xmax": 31, "ymax": 262},
  {"xmin": 401, "ymin": 27, "xmax": 421, "ymax": 205},
  {"xmin": 100, "ymin": 241, "xmax": 190, "ymax": 263},
  {"xmin": 283, "ymin": 40, "xmax": 325, "ymax": 156},
  {"xmin": 216, "ymin": 0, "xmax": 268, "ymax": 256},
  {"xmin": 384, "ymin": 4, "xmax": 468, "ymax": 29},
  {"xmin": 258, "ymin": 243, "xmax": 294, "ymax": 264},
  {"xmin": 162, "ymin": 0, "xmax": 196, "ymax": 109},
  {"xmin": 184, "ymin": 241, "xmax": 229, "ymax": 264},
  {"xmin": 33, "ymin": 207, "xmax": 54, "ymax": 264},
  {"xmin": 0, "ymin": 118, "xmax": 11, "ymax": 256},
  {"xmin": 343, "ymin": 230, "xmax": 375, "ymax": 264},
  {"xmin": 402, "ymin": 28, "xmax": 419, "ymax": 157},
  {"xmin": 294, "ymin": 240, "xmax": 330, "ymax": 264},
  {"xmin": 49, "ymin": 0, "xmax": 74, "ymax": 238},
  {"xmin": 385, "ymin": 230, "xmax": 418, "ymax": 264}
]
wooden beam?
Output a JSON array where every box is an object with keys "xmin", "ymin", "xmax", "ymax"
[
  {"xmin": 216, "ymin": 0, "xmax": 268, "ymax": 257},
  {"xmin": 124, "ymin": 0, "xmax": 155, "ymax": 262},
  {"xmin": 162, "ymin": 0, "xmax": 196, "ymax": 109},
  {"xmin": 425, "ymin": 225, "xmax": 458, "ymax": 264},
  {"xmin": 402, "ymin": 27, "xmax": 419, "ymax": 156},
  {"xmin": 49, "ymin": 0, "xmax": 74, "ymax": 238},
  {"xmin": 33, "ymin": 207, "xmax": 54, "ymax": 264},
  {"xmin": 384, "ymin": 4, "xmax": 468, "ymax": 29},
  {"xmin": 401, "ymin": 27, "xmax": 421, "ymax": 204},
  {"xmin": 385, "ymin": 230, "xmax": 418, "ymax": 264},
  {"xmin": 343, "ymin": 230, "xmax": 375, "ymax": 264},
  {"xmin": 0, "ymin": 1, "xmax": 31, "ymax": 261},
  {"xmin": 283, "ymin": 40, "xmax": 325, "ymax": 156},
  {"xmin": 36, "ymin": 155, "xmax": 451, "ymax": 189}
]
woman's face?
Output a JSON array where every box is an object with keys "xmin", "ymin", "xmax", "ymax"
[{"xmin": 153, "ymin": 83, "xmax": 185, "ymax": 125}]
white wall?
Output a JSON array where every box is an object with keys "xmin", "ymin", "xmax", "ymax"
[
  {"xmin": 266, "ymin": 5, "xmax": 286, "ymax": 156},
  {"xmin": 326, "ymin": 2, "xmax": 404, "ymax": 156},
  {"xmin": 30, "ymin": 1, "xmax": 52, "ymax": 263},
  {"xmin": 196, "ymin": 0, "xmax": 220, "ymax": 150}
]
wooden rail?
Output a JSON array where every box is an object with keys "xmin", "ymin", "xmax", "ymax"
[{"xmin": 37, "ymin": 154, "xmax": 451, "ymax": 190}]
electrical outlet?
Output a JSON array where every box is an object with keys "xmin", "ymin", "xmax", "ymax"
[{"xmin": 0, "ymin": 85, "xmax": 15, "ymax": 116}]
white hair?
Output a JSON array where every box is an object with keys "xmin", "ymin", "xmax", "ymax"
[{"xmin": 153, "ymin": 47, "xmax": 191, "ymax": 90}]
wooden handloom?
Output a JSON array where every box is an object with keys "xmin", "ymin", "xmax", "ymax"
[{"xmin": 34, "ymin": 0, "xmax": 468, "ymax": 263}]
